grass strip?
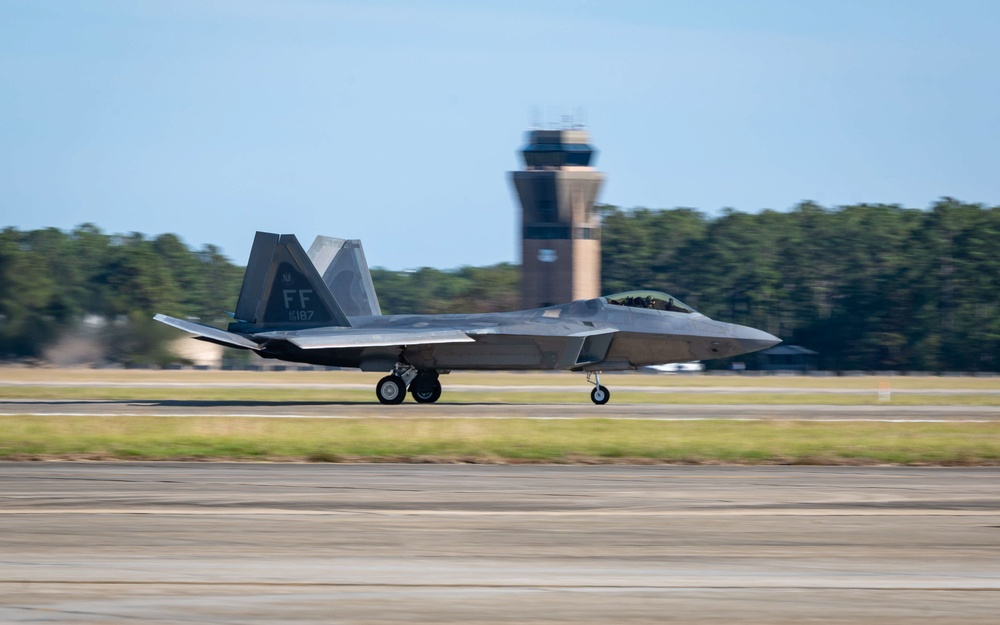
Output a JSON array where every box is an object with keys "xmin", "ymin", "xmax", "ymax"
[{"xmin": 2, "ymin": 415, "xmax": 999, "ymax": 465}]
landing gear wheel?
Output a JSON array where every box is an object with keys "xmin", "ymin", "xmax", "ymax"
[
  {"xmin": 590, "ymin": 385, "xmax": 610, "ymax": 405},
  {"xmin": 376, "ymin": 375, "xmax": 406, "ymax": 405},
  {"xmin": 410, "ymin": 371, "xmax": 442, "ymax": 404},
  {"xmin": 411, "ymin": 379, "xmax": 442, "ymax": 403}
]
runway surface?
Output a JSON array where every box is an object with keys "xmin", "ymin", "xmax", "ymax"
[
  {"xmin": 1, "ymin": 463, "xmax": 999, "ymax": 623},
  {"xmin": 5, "ymin": 380, "xmax": 1000, "ymax": 394},
  {"xmin": 2, "ymin": 397, "xmax": 999, "ymax": 421}
]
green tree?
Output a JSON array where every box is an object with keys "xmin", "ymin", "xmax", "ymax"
[{"xmin": 0, "ymin": 228, "xmax": 60, "ymax": 357}]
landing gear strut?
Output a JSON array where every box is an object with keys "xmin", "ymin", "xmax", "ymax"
[{"xmin": 587, "ymin": 371, "xmax": 610, "ymax": 405}]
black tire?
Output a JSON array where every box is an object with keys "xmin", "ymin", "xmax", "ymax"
[
  {"xmin": 411, "ymin": 379, "xmax": 442, "ymax": 403},
  {"xmin": 590, "ymin": 385, "xmax": 610, "ymax": 405},
  {"xmin": 410, "ymin": 372, "xmax": 442, "ymax": 403},
  {"xmin": 376, "ymin": 375, "xmax": 406, "ymax": 405}
]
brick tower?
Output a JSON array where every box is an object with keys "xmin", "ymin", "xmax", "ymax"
[{"xmin": 510, "ymin": 129, "xmax": 605, "ymax": 308}]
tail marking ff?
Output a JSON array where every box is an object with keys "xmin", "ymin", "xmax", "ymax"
[{"xmin": 233, "ymin": 232, "xmax": 351, "ymax": 330}]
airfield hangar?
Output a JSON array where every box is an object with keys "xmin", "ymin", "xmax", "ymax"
[{"xmin": 510, "ymin": 129, "xmax": 605, "ymax": 308}]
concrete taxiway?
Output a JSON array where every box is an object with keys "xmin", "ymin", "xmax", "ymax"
[
  {"xmin": 1, "ymin": 463, "xmax": 999, "ymax": 623},
  {"xmin": 2, "ymin": 397, "xmax": 999, "ymax": 420}
]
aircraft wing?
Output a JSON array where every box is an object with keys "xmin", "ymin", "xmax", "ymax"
[
  {"xmin": 257, "ymin": 321, "xmax": 617, "ymax": 350},
  {"xmin": 153, "ymin": 314, "xmax": 261, "ymax": 350},
  {"xmin": 253, "ymin": 327, "xmax": 477, "ymax": 349},
  {"xmin": 467, "ymin": 326, "xmax": 618, "ymax": 338}
]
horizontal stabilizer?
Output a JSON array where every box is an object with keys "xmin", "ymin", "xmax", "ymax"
[
  {"xmin": 154, "ymin": 314, "xmax": 261, "ymax": 350},
  {"xmin": 253, "ymin": 327, "xmax": 476, "ymax": 350}
]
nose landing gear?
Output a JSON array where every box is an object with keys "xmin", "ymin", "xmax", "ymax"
[{"xmin": 587, "ymin": 371, "xmax": 610, "ymax": 405}]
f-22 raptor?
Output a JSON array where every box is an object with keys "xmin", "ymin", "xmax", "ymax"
[{"xmin": 155, "ymin": 232, "xmax": 780, "ymax": 404}]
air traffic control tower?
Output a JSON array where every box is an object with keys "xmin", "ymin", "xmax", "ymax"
[{"xmin": 510, "ymin": 129, "xmax": 605, "ymax": 308}]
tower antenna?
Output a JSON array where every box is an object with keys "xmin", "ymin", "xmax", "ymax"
[{"xmin": 530, "ymin": 106, "xmax": 541, "ymax": 129}]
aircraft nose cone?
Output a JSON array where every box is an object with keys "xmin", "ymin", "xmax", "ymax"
[{"xmin": 733, "ymin": 325, "xmax": 781, "ymax": 355}]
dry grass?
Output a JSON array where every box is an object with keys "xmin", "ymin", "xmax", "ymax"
[
  {"xmin": 2, "ymin": 367, "xmax": 998, "ymax": 465},
  {"xmin": 1, "ymin": 366, "xmax": 999, "ymax": 390},
  {"xmin": 1, "ymin": 367, "xmax": 999, "ymax": 404},
  {"xmin": 2, "ymin": 415, "xmax": 999, "ymax": 465}
]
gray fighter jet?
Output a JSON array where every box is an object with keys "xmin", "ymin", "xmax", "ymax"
[{"xmin": 155, "ymin": 232, "xmax": 780, "ymax": 404}]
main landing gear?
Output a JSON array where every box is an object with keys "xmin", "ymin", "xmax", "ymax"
[
  {"xmin": 375, "ymin": 374, "xmax": 406, "ymax": 405},
  {"xmin": 376, "ymin": 363, "xmax": 609, "ymax": 405},
  {"xmin": 409, "ymin": 370, "xmax": 442, "ymax": 404},
  {"xmin": 587, "ymin": 371, "xmax": 610, "ymax": 405},
  {"xmin": 375, "ymin": 363, "xmax": 442, "ymax": 405}
]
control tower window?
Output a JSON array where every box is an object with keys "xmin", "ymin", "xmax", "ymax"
[{"xmin": 532, "ymin": 178, "xmax": 558, "ymax": 222}]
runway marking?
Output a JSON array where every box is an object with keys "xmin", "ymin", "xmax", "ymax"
[
  {"xmin": 0, "ymin": 411, "xmax": 995, "ymax": 422},
  {"xmin": 1, "ymin": 508, "xmax": 998, "ymax": 517},
  {"xmin": 2, "ymin": 581, "xmax": 999, "ymax": 591},
  {"xmin": 3, "ymin": 381, "xmax": 1000, "ymax": 394}
]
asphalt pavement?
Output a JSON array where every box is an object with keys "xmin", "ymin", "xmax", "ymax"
[
  {"xmin": 1, "ymin": 463, "xmax": 999, "ymax": 623},
  {"xmin": 2, "ymin": 397, "xmax": 999, "ymax": 420}
]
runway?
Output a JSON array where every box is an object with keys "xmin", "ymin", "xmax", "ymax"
[
  {"xmin": 5, "ymin": 380, "xmax": 1000, "ymax": 394},
  {"xmin": 1, "ymin": 463, "xmax": 999, "ymax": 623},
  {"xmin": 2, "ymin": 397, "xmax": 999, "ymax": 421}
]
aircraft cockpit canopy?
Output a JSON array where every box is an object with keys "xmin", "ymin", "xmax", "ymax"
[{"xmin": 604, "ymin": 290, "xmax": 697, "ymax": 314}]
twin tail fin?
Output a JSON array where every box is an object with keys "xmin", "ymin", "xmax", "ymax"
[{"xmin": 232, "ymin": 232, "xmax": 352, "ymax": 331}]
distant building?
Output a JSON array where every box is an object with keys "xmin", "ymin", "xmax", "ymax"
[
  {"xmin": 756, "ymin": 345, "xmax": 819, "ymax": 371},
  {"xmin": 510, "ymin": 129, "xmax": 605, "ymax": 308},
  {"xmin": 170, "ymin": 337, "xmax": 224, "ymax": 368}
]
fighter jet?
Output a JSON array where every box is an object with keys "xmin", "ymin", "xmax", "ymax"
[{"xmin": 155, "ymin": 232, "xmax": 780, "ymax": 404}]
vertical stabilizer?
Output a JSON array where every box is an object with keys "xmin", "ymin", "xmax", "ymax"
[
  {"xmin": 308, "ymin": 236, "xmax": 382, "ymax": 317},
  {"xmin": 232, "ymin": 232, "xmax": 351, "ymax": 330},
  {"xmin": 234, "ymin": 232, "xmax": 279, "ymax": 324}
]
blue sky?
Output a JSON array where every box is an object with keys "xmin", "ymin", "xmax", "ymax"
[{"xmin": 2, "ymin": 0, "xmax": 999, "ymax": 268}]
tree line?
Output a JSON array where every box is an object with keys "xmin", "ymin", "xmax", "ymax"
[
  {"xmin": 1, "ymin": 198, "xmax": 997, "ymax": 370},
  {"xmin": 0, "ymin": 225, "xmax": 242, "ymax": 365},
  {"xmin": 602, "ymin": 198, "xmax": 1000, "ymax": 371}
]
